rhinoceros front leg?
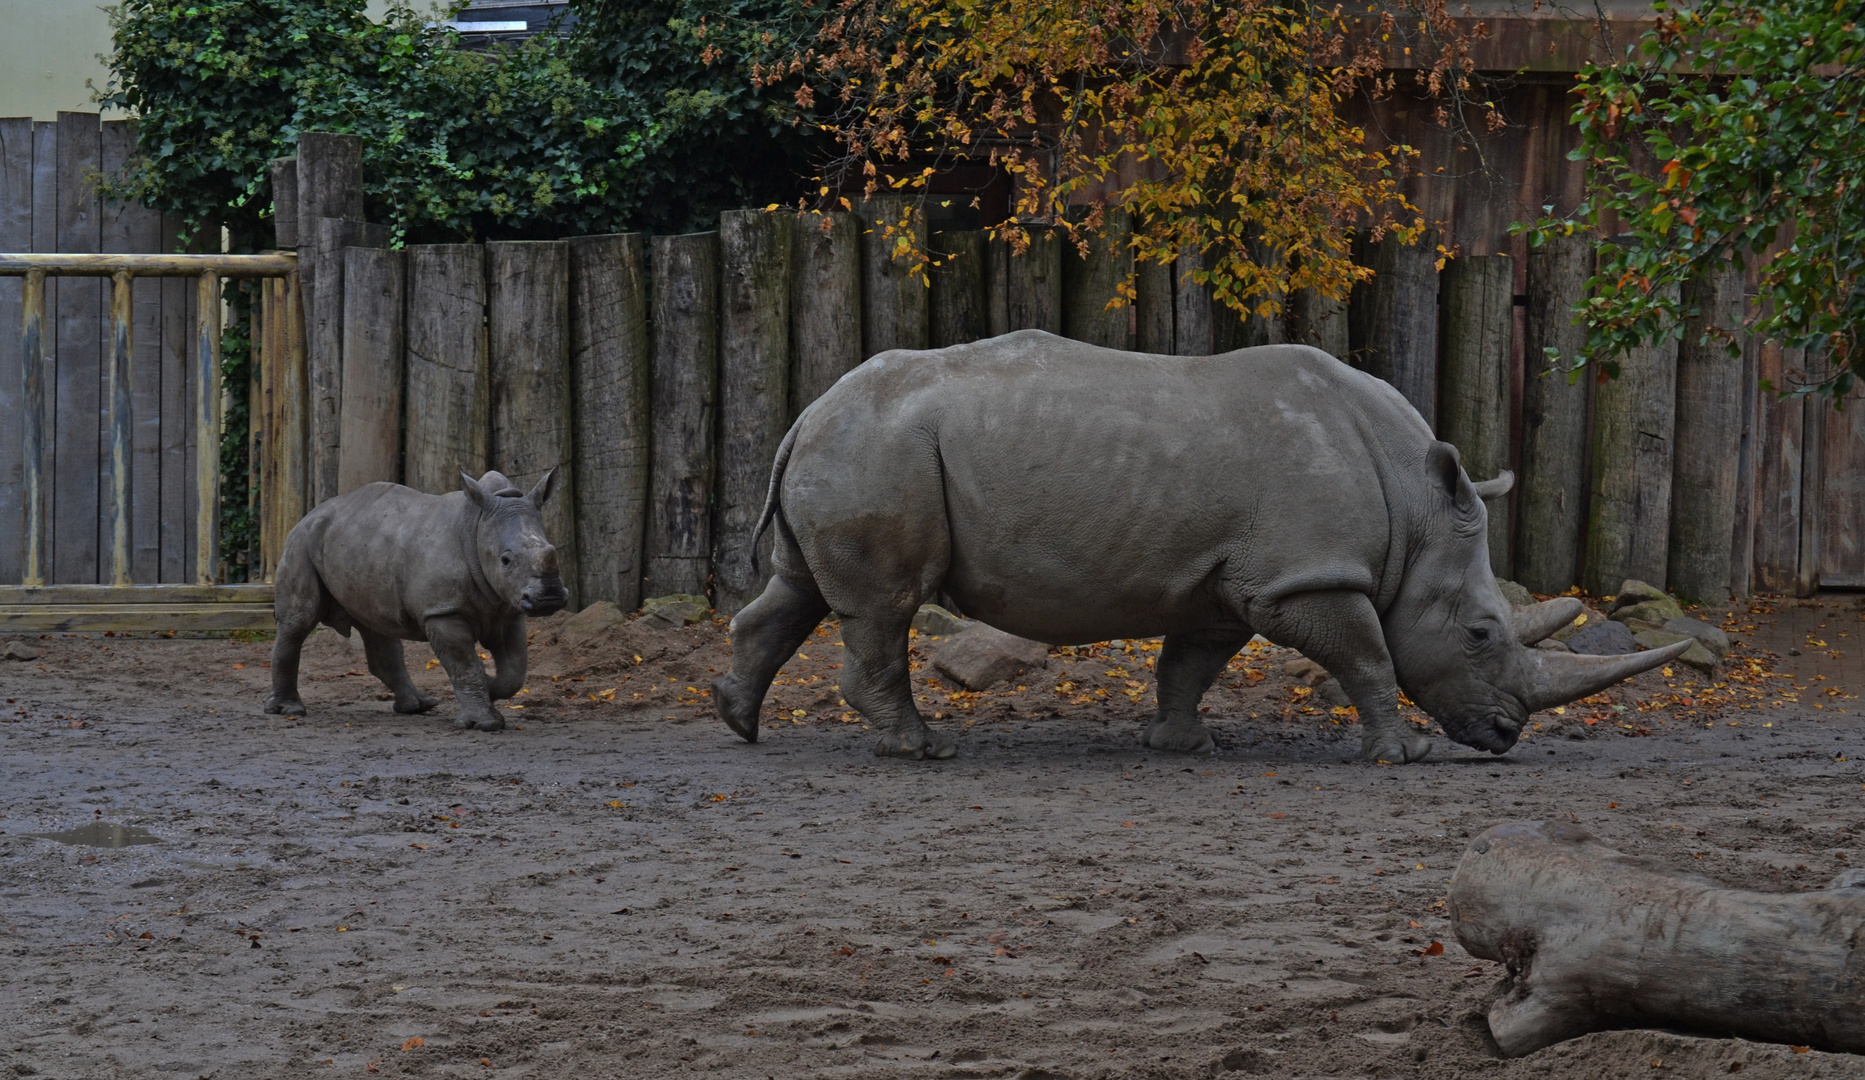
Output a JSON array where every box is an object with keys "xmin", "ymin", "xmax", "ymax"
[
  {"xmin": 425, "ymin": 615, "xmax": 504, "ymax": 732},
  {"xmin": 1142, "ymin": 631, "xmax": 1251, "ymax": 753},
  {"xmin": 1250, "ymin": 590, "xmax": 1431, "ymax": 763},
  {"xmin": 482, "ymin": 617, "xmax": 527, "ymax": 701},
  {"xmin": 359, "ymin": 629, "xmax": 439, "ymax": 714},
  {"xmin": 840, "ymin": 612, "xmax": 956, "ymax": 761}
]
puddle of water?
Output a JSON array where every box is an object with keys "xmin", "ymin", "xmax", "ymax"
[{"xmin": 30, "ymin": 822, "xmax": 162, "ymax": 848}]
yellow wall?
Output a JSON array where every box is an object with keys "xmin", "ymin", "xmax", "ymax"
[{"xmin": 0, "ymin": 0, "xmax": 398, "ymax": 121}]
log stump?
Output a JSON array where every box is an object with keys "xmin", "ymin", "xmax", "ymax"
[{"xmin": 1451, "ymin": 820, "xmax": 1865, "ymax": 1057}]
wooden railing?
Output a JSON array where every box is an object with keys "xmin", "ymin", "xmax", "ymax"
[{"xmin": 0, "ymin": 251, "xmax": 299, "ymax": 631}]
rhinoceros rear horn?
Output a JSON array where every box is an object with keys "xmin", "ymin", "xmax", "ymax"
[
  {"xmin": 525, "ymin": 468, "xmax": 556, "ymax": 508},
  {"xmin": 1522, "ymin": 638, "xmax": 1693, "ymax": 712},
  {"xmin": 1512, "ymin": 596, "xmax": 1583, "ymax": 645},
  {"xmin": 1471, "ymin": 470, "xmax": 1514, "ymax": 501}
]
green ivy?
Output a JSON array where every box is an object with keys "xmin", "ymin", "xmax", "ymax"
[{"xmin": 1522, "ymin": 0, "xmax": 1865, "ymax": 397}]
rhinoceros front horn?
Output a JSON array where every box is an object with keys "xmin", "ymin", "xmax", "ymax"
[
  {"xmin": 1521, "ymin": 638, "xmax": 1694, "ymax": 712},
  {"xmin": 1511, "ymin": 597, "xmax": 1583, "ymax": 645}
]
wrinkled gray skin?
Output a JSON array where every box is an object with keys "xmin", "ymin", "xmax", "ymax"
[
  {"xmin": 715, "ymin": 331, "xmax": 1688, "ymax": 762},
  {"xmin": 265, "ymin": 470, "xmax": 568, "ymax": 731}
]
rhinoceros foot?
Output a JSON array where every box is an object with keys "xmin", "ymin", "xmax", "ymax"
[
  {"xmin": 454, "ymin": 708, "xmax": 505, "ymax": 733},
  {"xmin": 873, "ymin": 728, "xmax": 957, "ymax": 760},
  {"xmin": 712, "ymin": 676, "xmax": 760, "ymax": 743},
  {"xmin": 394, "ymin": 692, "xmax": 440, "ymax": 715},
  {"xmin": 1141, "ymin": 716, "xmax": 1216, "ymax": 754},
  {"xmin": 1361, "ymin": 731, "xmax": 1432, "ymax": 764},
  {"xmin": 263, "ymin": 693, "xmax": 306, "ymax": 717}
]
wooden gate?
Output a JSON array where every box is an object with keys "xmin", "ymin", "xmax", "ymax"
[{"xmin": 0, "ymin": 251, "xmax": 302, "ymax": 631}]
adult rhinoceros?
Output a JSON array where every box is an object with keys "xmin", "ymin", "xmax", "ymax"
[{"xmin": 713, "ymin": 330, "xmax": 1685, "ymax": 762}]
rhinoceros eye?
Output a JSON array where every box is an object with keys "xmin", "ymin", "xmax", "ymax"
[
  {"xmin": 1468, "ymin": 625, "xmax": 1491, "ymax": 644},
  {"xmin": 500, "ymin": 553, "xmax": 513, "ymax": 568}
]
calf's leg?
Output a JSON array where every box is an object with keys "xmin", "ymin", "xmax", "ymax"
[
  {"xmin": 426, "ymin": 615, "xmax": 502, "ymax": 732},
  {"xmin": 1142, "ymin": 631, "xmax": 1251, "ymax": 753},
  {"xmin": 483, "ymin": 618, "xmax": 528, "ymax": 701},
  {"xmin": 1247, "ymin": 589, "xmax": 1429, "ymax": 763},
  {"xmin": 360, "ymin": 629, "xmax": 438, "ymax": 714},
  {"xmin": 714, "ymin": 574, "xmax": 831, "ymax": 742}
]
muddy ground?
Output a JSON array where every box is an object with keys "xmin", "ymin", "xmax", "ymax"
[{"xmin": 2, "ymin": 597, "xmax": 1864, "ymax": 1079}]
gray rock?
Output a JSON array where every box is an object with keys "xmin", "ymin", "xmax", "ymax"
[
  {"xmin": 1612, "ymin": 598, "xmax": 1686, "ymax": 631},
  {"xmin": 560, "ymin": 600, "xmax": 627, "ymax": 648},
  {"xmin": 1283, "ymin": 658, "xmax": 1330, "ymax": 686},
  {"xmin": 641, "ymin": 593, "xmax": 711, "ymax": 629},
  {"xmin": 1633, "ymin": 629, "xmax": 1717, "ymax": 675},
  {"xmin": 1496, "ymin": 578, "xmax": 1532, "ymax": 608},
  {"xmin": 930, "ymin": 625, "xmax": 1050, "ymax": 691},
  {"xmin": 3, "ymin": 640, "xmax": 39, "ymax": 661},
  {"xmin": 911, "ymin": 604, "xmax": 967, "ymax": 637},
  {"xmin": 1662, "ymin": 615, "xmax": 1731, "ymax": 660},
  {"xmin": 1315, "ymin": 677, "xmax": 1354, "ymax": 708},
  {"xmin": 1608, "ymin": 579, "xmax": 1670, "ymax": 615},
  {"xmin": 1564, "ymin": 619, "xmax": 1639, "ymax": 657},
  {"xmin": 1550, "ymin": 605, "xmax": 1609, "ymax": 643},
  {"xmin": 1534, "ymin": 638, "xmax": 1572, "ymax": 653}
]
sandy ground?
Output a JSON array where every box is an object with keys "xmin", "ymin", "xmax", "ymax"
[{"xmin": 3, "ymin": 598, "xmax": 1864, "ymax": 1079}]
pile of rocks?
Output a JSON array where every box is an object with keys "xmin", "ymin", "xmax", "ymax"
[{"xmin": 1505, "ymin": 577, "xmax": 1728, "ymax": 676}]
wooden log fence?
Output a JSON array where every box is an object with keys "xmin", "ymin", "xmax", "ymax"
[{"xmin": 7, "ymin": 116, "xmax": 1861, "ymax": 627}]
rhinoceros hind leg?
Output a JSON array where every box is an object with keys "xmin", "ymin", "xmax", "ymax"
[
  {"xmin": 1248, "ymin": 589, "xmax": 1431, "ymax": 764},
  {"xmin": 1141, "ymin": 632, "xmax": 1248, "ymax": 753},
  {"xmin": 836, "ymin": 612, "xmax": 955, "ymax": 760},
  {"xmin": 266, "ymin": 538, "xmax": 322, "ymax": 718},
  {"xmin": 715, "ymin": 573, "xmax": 832, "ymax": 743},
  {"xmin": 359, "ymin": 629, "xmax": 438, "ymax": 714}
]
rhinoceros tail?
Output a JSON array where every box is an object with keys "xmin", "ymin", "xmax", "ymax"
[{"xmin": 749, "ymin": 423, "xmax": 801, "ymax": 577}]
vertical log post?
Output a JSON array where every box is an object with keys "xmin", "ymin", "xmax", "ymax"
[
  {"xmin": 1728, "ymin": 330, "xmax": 1761, "ymax": 598},
  {"xmin": 1134, "ymin": 255, "xmax": 1174, "ymax": 354},
  {"xmin": 856, "ymin": 196, "xmax": 927, "ymax": 356},
  {"xmin": 1797, "ymin": 395, "xmax": 1825, "ymax": 596},
  {"xmin": 789, "ymin": 211, "xmax": 862, "ymax": 420},
  {"xmin": 337, "ymin": 246, "xmax": 405, "ymax": 494},
  {"xmin": 1364, "ymin": 230, "xmax": 1442, "ymax": 429},
  {"xmin": 1062, "ymin": 208, "xmax": 1132, "ymax": 349},
  {"xmin": 1584, "ymin": 283, "xmax": 1680, "ymax": 596},
  {"xmin": 1750, "ymin": 341, "xmax": 1804, "ymax": 591},
  {"xmin": 54, "ymin": 111, "xmax": 101, "ymax": 584},
  {"xmin": 644, "ymin": 232, "xmax": 720, "ymax": 599},
  {"xmin": 1667, "ymin": 262, "xmax": 1746, "ymax": 601},
  {"xmin": 487, "ymin": 240, "xmax": 577, "ymax": 609},
  {"xmin": 569, "ymin": 234, "xmax": 651, "ymax": 610},
  {"xmin": 1440, "ymin": 255, "xmax": 1516, "ymax": 577},
  {"xmin": 105, "ymin": 269, "xmax": 133, "ymax": 586},
  {"xmin": 1172, "ymin": 248, "xmax": 1212, "ymax": 356},
  {"xmin": 269, "ymin": 157, "xmax": 298, "ymax": 249},
  {"xmin": 20, "ymin": 269, "xmax": 45, "ymax": 586},
  {"xmin": 714, "ymin": 210, "xmax": 795, "ymax": 616},
  {"xmin": 0, "ymin": 117, "xmax": 29, "ymax": 585},
  {"xmin": 1517, "ymin": 235, "xmax": 1594, "ymax": 594},
  {"xmin": 1000, "ymin": 226, "xmax": 1063, "ymax": 335},
  {"xmin": 193, "ymin": 270, "xmax": 221, "ymax": 583},
  {"xmin": 402, "ymin": 245, "xmax": 488, "ymax": 496},
  {"xmin": 295, "ymin": 132, "xmax": 366, "ymax": 507},
  {"xmin": 1291, "ymin": 287, "xmax": 1350, "ymax": 357},
  {"xmin": 930, "ymin": 229, "xmax": 989, "ymax": 348}
]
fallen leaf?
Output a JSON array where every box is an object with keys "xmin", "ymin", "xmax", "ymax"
[
  {"xmin": 402, "ymin": 1036, "xmax": 424, "ymax": 1051},
  {"xmin": 1267, "ymin": 813, "xmax": 1286, "ymax": 819},
  {"xmin": 1414, "ymin": 941, "xmax": 1445, "ymax": 957}
]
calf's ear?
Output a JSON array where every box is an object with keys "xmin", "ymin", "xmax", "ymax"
[
  {"xmin": 462, "ymin": 470, "xmax": 492, "ymax": 510},
  {"xmin": 525, "ymin": 468, "xmax": 556, "ymax": 508}
]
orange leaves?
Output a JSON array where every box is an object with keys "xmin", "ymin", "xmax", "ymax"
[
  {"xmin": 401, "ymin": 1037, "xmax": 425, "ymax": 1051},
  {"xmin": 1413, "ymin": 941, "xmax": 1445, "ymax": 957}
]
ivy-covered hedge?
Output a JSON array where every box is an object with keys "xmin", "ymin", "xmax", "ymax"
[{"xmin": 101, "ymin": 0, "xmax": 820, "ymax": 246}]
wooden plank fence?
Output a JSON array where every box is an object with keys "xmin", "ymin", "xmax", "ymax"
[{"xmin": 6, "ymin": 114, "xmax": 1864, "ymax": 632}]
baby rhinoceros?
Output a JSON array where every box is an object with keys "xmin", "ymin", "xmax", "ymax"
[{"xmin": 264, "ymin": 469, "xmax": 568, "ymax": 730}]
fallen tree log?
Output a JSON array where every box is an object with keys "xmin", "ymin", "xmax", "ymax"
[{"xmin": 1450, "ymin": 820, "xmax": 1865, "ymax": 1057}]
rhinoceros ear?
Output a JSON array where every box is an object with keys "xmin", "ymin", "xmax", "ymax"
[
  {"xmin": 1425, "ymin": 441, "xmax": 1465, "ymax": 502},
  {"xmin": 462, "ymin": 471, "xmax": 492, "ymax": 510},
  {"xmin": 525, "ymin": 468, "xmax": 556, "ymax": 508}
]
